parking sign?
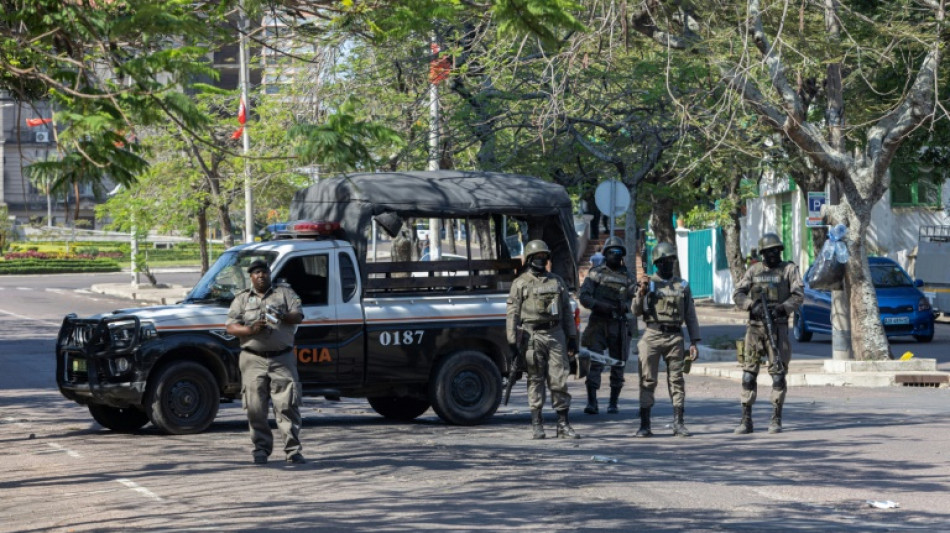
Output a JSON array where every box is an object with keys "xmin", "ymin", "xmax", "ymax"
[{"xmin": 807, "ymin": 192, "xmax": 826, "ymax": 226}]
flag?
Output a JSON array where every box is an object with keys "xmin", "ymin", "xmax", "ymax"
[
  {"xmin": 237, "ymin": 95, "xmax": 247, "ymax": 125},
  {"xmin": 429, "ymin": 43, "xmax": 451, "ymax": 85},
  {"xmin": 26, "ymin": 118, "xmax": 52, "ymax": 127},
  {"xmin": 231, "ymin": 126, "xmax": 244, "ymax": 140}
]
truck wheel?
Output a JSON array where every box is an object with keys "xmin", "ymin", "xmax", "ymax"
[
  {"xmin": 88, "ymin": 404, "xmax": 149, "ymax": 433},
  {"xmin": 146, "ymin": 361, "xmax": 219, "ymax": 435},
  {"xmin": 368, "ymin": 396, "xmax": 431, "ymax": 421},
  {"xmin": 429, "ymin": 351, "xmax": 501, "ymax": 425},
  {"xmin": 793, "ymin": 312, "xmax": 812, "ymax": 342}
]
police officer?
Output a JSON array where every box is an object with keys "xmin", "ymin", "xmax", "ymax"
[
  {"xmin": 579, "ymin": 236, "xmax": 637, "ymax": 414},
  {"xmin": 506, "ymin": 240, "xmax": 580, "ymax": 440},
  {"xmin": 226, "ymin": 259, "xmax": 306, "ymax": 464},
  {"xmin": 633, "ymin": 242, "xmax": 701, "ymax": 437},
  {"xmin": 732, "ymin": 233, "xmax": 804, "ymax": 434}
]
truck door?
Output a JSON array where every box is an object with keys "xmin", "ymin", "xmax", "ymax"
[
  {"xmin": 334, "ymin": 251, "xmax": 365, "ymax": 385},
  {"xmin": 275, "ymin": 253, "xmax": 338, "ymax": 385}
]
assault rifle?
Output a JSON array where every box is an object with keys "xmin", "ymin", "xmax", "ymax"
[
  {"xmin": 754, "ymin": 287, "xmax": 781, "ymax": 361},
  {"xmin": 503, "ymin": 328, "xmax": 525, "ymax": 406}
]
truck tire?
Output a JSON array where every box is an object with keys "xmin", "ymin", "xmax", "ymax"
[
  {"xmin": 429, "ymin": 350, "xmax": 501, "ymax": 425},
  {"xmin": 368, "ymin": 396, "xmax": 431, "ymax": 421},
  {"xmin": 88, "ymin": 404, "xmax": 149, "ymax": 433},
  {"xmin": 146, "ymin": 361, "xmax": 219, "ymax": 435}
]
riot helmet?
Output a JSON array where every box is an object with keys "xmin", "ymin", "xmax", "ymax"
[
  {"xmin": 652, "ymin": 242, "xmax": 676, "ymax": 279},
  {"xmin": 602, "ymin": 236, "xmax": 626, "ymax": 269},
  {"xmin": 524, "ymin": 240, "xmax": 551, "ymax": 274},
  {"xmin": 759, "ymin": 233, "xmax": 784, "ymax": 268}
]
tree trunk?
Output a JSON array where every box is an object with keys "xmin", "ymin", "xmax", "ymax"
[
  {"xmin": 73, "ymin": 181, "xmax": 81, "ymax": 222},
  {"xmin": 197, "ymin": 206, "xmax": 209, "ymax": 274},
  {"xmin": 724, "ymin": 173, "xmax": 746, "ymax": 285},
  {"xmin": 624, "ymin": 184, "xmax": 639, "ymax": 277},
  {"xmin": 216, "ymin": 201, "xmax": 235, "ymax": 249},
  {"xmin": 650, "ymin": 195, "xmax": 679, "ymax": 277}
]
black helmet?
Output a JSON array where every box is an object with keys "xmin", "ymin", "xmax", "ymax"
[
  {"xmin": 652, "ymin": 242, "xmax": 676, "ymax": 263},
  {"xmin": 758, "ymin": 233, "xmax": 784, "ymax": 253},
  {"xmin": 601, "ymin": 236, "xmax": 626, "ymax": 256},
  {"xmin": 523, "ymin": 240, "xmax": 551, "ymax": 261}
]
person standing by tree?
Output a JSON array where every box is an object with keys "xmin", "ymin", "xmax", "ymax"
[{"xmin": 732, "ymin": 234, "xmax": 804, "ymax": 435}]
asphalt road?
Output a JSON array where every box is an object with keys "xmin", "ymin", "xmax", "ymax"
[{"xmin": 2, "ymin": 273, "xmax": 950, "ymax": 531}]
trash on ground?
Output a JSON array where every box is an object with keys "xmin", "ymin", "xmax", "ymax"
[
  {"xmin": 866, "ymin": 500, "xmax": 900, "ymax": 509},
  {"xmin": 591, "ymin": 455, "xmax": 618, "ymax": 463},
  {"xmin": 900, "ymin": 351, "xmax": 914, "ymax": 361}
]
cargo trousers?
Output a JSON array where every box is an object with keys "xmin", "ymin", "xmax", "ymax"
[
  {"xmin": 524, "ymin": 327, "xmax": 572, "ymax": 412},
  {"xmin": 740, "ymin": 323, "xmax": 791, "ymax": 406},
  {"xmin": 636, "ymin": 328, "xmax": 688, "ymax": 410},
  {"xmin": 240, "ymin": 350, "xmax": 303, "ymax": 459}
]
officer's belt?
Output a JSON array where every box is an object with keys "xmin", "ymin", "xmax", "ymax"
[
  {"xmin": 645, "ymin": 323, "xmax": 682, "ymax": 334},
  {"xmin": 523, "ymin": 321, "xmax": 559, "ymax": 331},
  {"xmin": 243, "ymin": 347, "xmax": 293, "ymax": 358}
]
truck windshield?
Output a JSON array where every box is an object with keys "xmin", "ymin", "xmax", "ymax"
[
  {"xmin": 184, "ymin": 251, "xmax": 278, "ymax": 304},
  {"xmin": 870, "ymin": 264, "xmax": 913, "ymax": 288}
]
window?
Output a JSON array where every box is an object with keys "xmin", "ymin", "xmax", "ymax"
[
  {"xmin": 278, "ymin": 254, "xmax": 329, "ymax": 306},
  {"xmin": 339, "ymin": 252, "xmax": 358, "ymax": 303},
  {"xmin": 892, "ymin": 175, "xmax": 941, "ymax": 207}
]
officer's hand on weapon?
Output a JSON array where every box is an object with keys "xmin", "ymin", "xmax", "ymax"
[
  {"xmin": 567, "ymin": 337, "xmax": 579, "ymax": 356},
  {"xmin": 638, "ymin": 275, "xmax": 650, "ymax": 296},
  {"xmin": 771, "ymin": 305, "xmax": 788, "ymax": 321},
  {"xmin": 750, "ymin": 300, "xmax": 767, "ymax": 320}
]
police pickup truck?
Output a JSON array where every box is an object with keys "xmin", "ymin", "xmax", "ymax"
[{"xmin": 56, "ymin": 171, "xmax": 579, "ymax": 434}]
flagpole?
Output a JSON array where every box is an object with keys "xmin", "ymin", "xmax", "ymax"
[
  {"xmin": 428, "ymin": 35, "xmax": 442, "ymax": 260},
  {"xmin": 239, "ymin": 0, "xmax": 254, "ymax": 243}
]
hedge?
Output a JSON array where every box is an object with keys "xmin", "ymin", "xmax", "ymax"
[{"xmin": 0, "ymin": 258, "xmax": 121, "ymax": 275}]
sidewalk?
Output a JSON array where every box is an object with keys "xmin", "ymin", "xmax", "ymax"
[{"xmin": 87, "ymin": 283, "xmax": 949, "ymax": 388}]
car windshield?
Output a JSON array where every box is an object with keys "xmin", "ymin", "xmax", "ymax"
[
  {"xmin": 870, "ymin": 264, "xmax": 913, "ymax": 288},
  {"xmin": 184, "ymin": 251, "xmax": 278, "ymax": 304}
]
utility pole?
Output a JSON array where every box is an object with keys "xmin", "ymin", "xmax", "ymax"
[
  {"xmin": 427, "ymin": 36, "xmax": 442, "ymax": 260},
  {"xmin": 239, "ymin": 0, "xmax": 254, "ymax": 243}
]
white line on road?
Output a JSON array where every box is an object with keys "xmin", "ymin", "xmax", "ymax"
[
  {"xmin": 47, "ymin": 442, "xmax": 82, "ymax": 458},
  {"xmin": 0, "ymin": 308, "xmax": 61, "ymax": 326},
  {"xmin": 116, "ymin": 478, "xmax": 163, "ymax": 501}
]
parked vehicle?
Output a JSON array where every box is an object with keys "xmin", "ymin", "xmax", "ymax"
[
  {"xmin": 56, "ymin": 171, "xmax": 579, "ymax": 434},
  {"xmin": 794, "ymin": 256, "xmax": 935, "ymax": 343},
  {"xmin": 915, "ymin": 225, "xmax": 950, "ymax": 317}
]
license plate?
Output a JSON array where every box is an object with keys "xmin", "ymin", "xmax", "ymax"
[
  {"xmin": 72, "ymin": 358, "xmax": 87, "ymax": 373},
  {"xmin": 883, "ymin": 316, "xmax": 910, "ymax": 325}
]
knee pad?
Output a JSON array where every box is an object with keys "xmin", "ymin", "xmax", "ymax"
[
  {"xmin": 772, "ymin": 373, "xmax": 787, "ymax": 390},
  {"xmin": 741, "ymin": 371, "xmax": 757, "ymax": 391}
]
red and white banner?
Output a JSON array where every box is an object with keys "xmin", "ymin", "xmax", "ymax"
[
  {"xmin": 429, "ymin": 43, "xmax": 451, "ymax": 85},
  {"xmin": 26, "ymin": 118, "xmax": 52, "ymax": 127}
]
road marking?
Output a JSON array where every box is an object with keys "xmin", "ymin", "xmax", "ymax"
[
  {"xmin": 47, "ymin": 442, "xmax": 82, "ymax": 458},
  {"xmin": 17, "ymin": 287, "xmax": 32, "ymax": 291},
  {"xmin": 0, "ymin": 308, "xmax": 62, "ymax": 326},
  {"xmin": 116, "ymin": 478, "xmax": 163, "ymax": 501}
]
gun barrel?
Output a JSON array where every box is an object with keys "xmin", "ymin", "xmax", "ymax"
[{"xmin": 578, "ymin": 347, "xmax": 625, "ymax": 368}]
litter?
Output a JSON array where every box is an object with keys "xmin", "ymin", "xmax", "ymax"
[
  {"xmin": 591, "ymin": 455, "xmax": 618, "ymax": 463},
  {"xmin": 866, "ymin": 500, "xmax": 900, "ymax": 509},
  {"xmin": 900, "ymin": 351, "xmax": 914, "ymax": 361}
]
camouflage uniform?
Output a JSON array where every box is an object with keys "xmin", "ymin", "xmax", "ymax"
[
  {"xmin": 506, "ymin": 240, "xmax": 579, "ymax": 439},
  {"xmin": 732, "ymin": 240, "xmax": 804, "ymax": 434},
  {"xmin": 227, "ymin": 279, "xmax": 304, "ymax": 463},
  {"xmin": 633, "ymin": 272, "xmax": 701, "ymax": 435},
  {"xmin": 579, "ymin": 264, "xmax": 637, "ymax": 413}
]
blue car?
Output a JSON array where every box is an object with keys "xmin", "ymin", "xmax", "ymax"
[{"xmin": 794, "ymin": 256, "xmax": 936, "ymax": 343}]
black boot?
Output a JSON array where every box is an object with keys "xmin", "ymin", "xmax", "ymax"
[
  {"xmin": 556, "ymin": 409, "xmax": 580, "ymax": 439},
  {"xmin": 583, "ymin": 385, "xmax": 599, "ymax": 415},
  {"xmin": 531, "ymin": 408, "xmax": 546, "ymax": 440},
  {"xmin": 734, "ymin": 403, "xmax": 753, "ymax": 434},
  {"xmin": 607, "ymin": 387, "xmax": 621, "ymax": 414},
  {"xmin": 635, "ymin": 407, "xmax": 653, "ymax": 438},
  {"xmin": 672, "ymin": 406, "xmax": 691, "ymax": 437},
  {"xmin": 769, "ymin": 403, "xmax": 783, "ymax": 434}
]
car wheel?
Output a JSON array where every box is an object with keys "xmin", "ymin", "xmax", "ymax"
[
  {"xmin": 793, "ymin": 311, "xmax": 812, "ymax": 342},
  {"xmin": 429, "ymin": 350, "xmax": 502, "ymax": 426},
  {"xmin": 88, "ymin": 404, "xmax": 149, "ymax": 433},
  {"xmin": 368, "ymin": 396, "xmax": 431, "ymax": 421},
  {"xmin": 914, "ymin": 331, "xmax": 934, "ymax": 343},
  {"xmin": 146, "ymin": 361, "xmax": 219, "ymax": 435}
]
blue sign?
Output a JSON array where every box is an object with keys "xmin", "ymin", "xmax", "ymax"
[{"xmin": 807, "ymin": 192, "xmax": 826, "ymax": 226}]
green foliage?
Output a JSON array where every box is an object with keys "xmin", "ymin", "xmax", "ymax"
[{"xmin": 0, "ymin": 258, "xmax": 121, "ymax": 275}]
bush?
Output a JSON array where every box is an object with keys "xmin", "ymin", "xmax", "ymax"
[{"xmin": 0, "ymin": 257, "xmax": 121, "ymax": 275}]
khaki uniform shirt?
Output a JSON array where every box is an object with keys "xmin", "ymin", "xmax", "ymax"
[{"xmin": 227, "ymin": 284, "xmax": 303, "ymax": 352}]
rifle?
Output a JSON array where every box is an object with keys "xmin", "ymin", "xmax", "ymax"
[
  {"xmin": 503, "ymin": 328, "xmax": 525, "ymax": 406},
  {"xmin": 578, "ymin": 347, "xmax": 625, "ymax": 368},
  {"xmin": 756, "ymin": 289, "xmax": 781, "ymax": 362}
]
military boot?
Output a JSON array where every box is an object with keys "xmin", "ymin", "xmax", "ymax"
[
  {"xmin": 530, "ymin": 408, "xmax": 546, "ymax": 440},
  {"xmin": 556, "ymin": 409, "xmax": 580, "ymax": 439},
  {"xmin": 672, "ymin": 406, "xmax": 691, "ymax": 437},
  {"xmin": 768, "ymin": 403, "xmax": 783, "ymax": 434},
  {"xmin": 607, "ymin": 386, "xmax": 621, "ymax": 414},
  {"xmin": 734, "ymin": 403, "xmax": 753, "ymax": 434},
  {"xmin": 635, "ymin": 407, "xmax": 653, "ymax": 438},
  {"xmin": 583, "ymin": 385, "xmax": 599, "ymax": 415}
]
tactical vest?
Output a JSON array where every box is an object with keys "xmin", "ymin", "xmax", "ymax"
[
  {"xmin": 751, "ymin": 264, "xmax": 790, "ymax": 305},
  {"xmin": 591, "ymin": 268, "xmax": 633, "ymax": 305},
  {"xmin": 650, "ymin": 277, "xmax": 687, "ymax": 325},
  {"xmin": 520, "ymin": 275, "xmax": 562, "ymax": 324}
]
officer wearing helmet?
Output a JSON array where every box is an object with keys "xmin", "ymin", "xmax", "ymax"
[
  {"xmin": 632, "ymin": 242, "xmax": 702, "ymax": 437},
  {"xmin": 732, "ymin": 233, "xmax": 804, "ymax": 435},
  {"xmin": 578, "ymin": 236, "xmax": 638, "ymax": 415},
  {"xmin": 506, "ymin": 239, "xmax": 580, "ymax": 440}
]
